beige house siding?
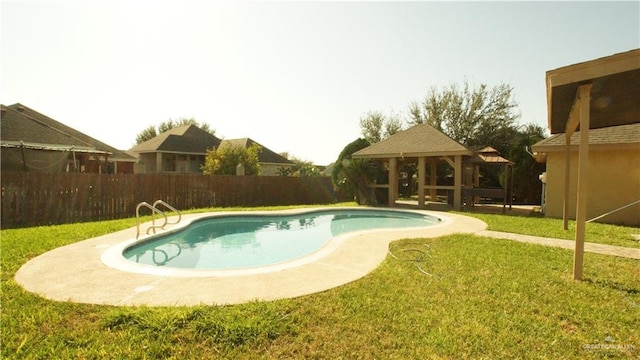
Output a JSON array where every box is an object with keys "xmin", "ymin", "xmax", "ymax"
[
  {"xmin": 134, "ymin": 152, "xmax": 205, "ymax": 173},
  {"xmin": 544, "ymin": 148, "xmax": 640, "ymax": 226}
]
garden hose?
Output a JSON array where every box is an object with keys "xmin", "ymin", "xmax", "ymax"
[{"xmin": 388, "ymin": 241, "xmax": 437, "ymax": 278}]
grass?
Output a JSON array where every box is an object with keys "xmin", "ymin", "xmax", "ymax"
[
  {"xmin": 2, "ymin": 204, "xmax": 639, "ymax": 359},
  {"xmin": 466, "ymin": 211, "xmax": 640, "ymax": 248}
]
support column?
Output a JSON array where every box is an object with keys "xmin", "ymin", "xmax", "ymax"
[
  {"xmin": 563, "ymin": 134, "xmax": 571, "ymax": 230},
  {"xmin": 388, "ymin": 157, "xmax": 397, "ymax": 207},
  {"xmin": 474, "ymin": 164, "xmax": 481, "ymax": 206},
  {"xmin": 20, "ymin": 141, "xmax": 28, "ymax": 172},
  {"xmin": 464, "ymin": 163, "xmax": 474, "ymax": 210},
  {"xmin": 502, "ymin": 163, "xmax": 508, "ymax": 213},
  {"xmin": 563, "ymin": 89, "xmax": 581, "ymax": 231},
  {"xmin": 156, "ymin": 152, "xmax": 163, "ymax": 173},
  {"xmin": 453, "ymin": 155, "xmax": 462, "ymax": 211},
  {"xmin": 429, "ymin": 159, "xmax": 437, "ymax": 201},
  {"xmin": 573, "ymin": 84, "xmax": 591, "ymax": 281},
  {"xmin": 418, "ymin": 156, "xmax": 426, "ymax": 207}
]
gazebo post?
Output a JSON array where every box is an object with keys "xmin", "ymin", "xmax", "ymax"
[
  {"xmin": 156, "ymin": 152, "xmax": 163, "ymax": 172},
  {"xmin": 453, "ymin": 155, "xmax": 462, "ymax": 211},
  {"xmin": 502, "ymin": 163, "xmax": 508, "ymax": 213},
  {"xmin": 418, "ymin": 157, "xmax": 426, "ymax": 207},
  {"xmin": 388, "ymin": 157, "xmax": 398, "ymax": 207},
  {"xmin": 429, "ymin": 159, "xmax": 437, "ymax": 201}
]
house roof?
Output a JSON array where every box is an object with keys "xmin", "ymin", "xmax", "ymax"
[
  {"xmin": 546, "ymin": 48, "xmax": 640, "ymax": 134},
  {"xmin": 352, "ymin": 123, "xmax": 473, "ymax": 159},
  {"xmin": 0, "ymin": 103, "xmax": 136, "ymax": 161},
  {"xmin": 130, "ymin": 124, "xmax": 222, "ymax": 155},
  {"xmin": 220, "ymin": 138, "xmax": 294, "ymax": 165},
  {"xmin": 532, "ymin": 122, "xmax": 640, "ymax": 154}
]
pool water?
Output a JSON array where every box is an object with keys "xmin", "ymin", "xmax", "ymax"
[{"xmin": 123, "ymin": 209, "xmax": 439, "ymax": 270}]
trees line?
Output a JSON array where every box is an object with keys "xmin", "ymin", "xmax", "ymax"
[{"xmin": 336, "ymin": 80, "xmax": 546, "ymax": 205}]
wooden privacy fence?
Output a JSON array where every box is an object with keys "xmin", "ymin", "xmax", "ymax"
[{"xmin": 1, "ymin": 172, "xmax": 339, "ymax": 228}]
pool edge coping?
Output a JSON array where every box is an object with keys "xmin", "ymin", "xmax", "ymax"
[{"xmin": 101, "ymin": 207, "xmax": 452, "ymax": 278}]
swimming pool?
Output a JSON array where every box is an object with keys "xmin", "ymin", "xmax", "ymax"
[
  {"xmin": 19, "ymin": 209, "xmax": 487, "ymax": 305},
  {"xmin": 103, "ymin": 208, "xmax": 440, "ymax": 276}
]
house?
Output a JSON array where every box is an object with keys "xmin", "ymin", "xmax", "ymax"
[
  {"xmin": 532, "ymin": 49, "xmax": 639, "ymax": 280},
  {"xmin": 129, "ymin": 125, "xmax": 294, "ymax": 175},
  {"xmin": 531, "ymin": 49, "xmax": 640, "ymax": 227},
  {"xmin": 0, "ymin": 103, "xmax": 137, "ymax": 173},
  {"xmin": 532, "ymin": 123, "xmax": 640, "ymax": 226},
  {"xmin": 129, "ymin": 124, "xmax": 222, "ymax": 173},
  {"xmin": 219, "ymin": 138, "xmax": 295, "ymax": 176}
]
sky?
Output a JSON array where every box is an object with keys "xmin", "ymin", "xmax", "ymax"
[{"xmin": 2, "ymin": 1, "xmax": 638, "ymax": 165}]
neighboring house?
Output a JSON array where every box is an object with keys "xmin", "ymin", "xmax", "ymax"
[
  {"xmin": 219, "ymin": 138, "xmax": 295, "ymax": 176},
  {"xmin": 129, "ymin": 124, "xmax": 222, "ymax": 173},
  {"xmin": 129, "ymin": 125, "xmax": 294, "ymax": 176},
  {"xmin": 0, "ymin": 103, "xmax": 137, "ymax": 173},
  {"xmin": 531, "ymin": 49, "xmax": 640, "ymax": 226}
]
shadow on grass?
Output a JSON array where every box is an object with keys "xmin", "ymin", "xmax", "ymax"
[{"xmin": 584, "ymin": 278, "xmax": 640, "ymax": 296}]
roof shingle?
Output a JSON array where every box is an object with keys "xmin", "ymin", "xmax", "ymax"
[
  {"xmin": 352, "ymin": 123, "xmax": 472, "ymax": 158},
  {"xmin": 1, "ymin": 103, "xmax": 136, "ymax": 161},
  {"xmin": 532, "ymin": 122, "xmax": 640, "ymax": 152},
  {"xmin": 130, "ymin": 124, "xmax": 222, "ymax": 154}
]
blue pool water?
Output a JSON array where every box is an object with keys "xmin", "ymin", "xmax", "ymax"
[{"xmin": 123, "ymin": 209, "xmax": 439, "ymax": 270}]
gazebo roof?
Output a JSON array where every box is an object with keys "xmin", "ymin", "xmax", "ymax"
[
  {"xmin": 352, "ymin": 123, "xmax": 473, "ymax": 159},
  {"xmin": 468, "ymin": 146, "xmax": 513, "ymax": 165}
]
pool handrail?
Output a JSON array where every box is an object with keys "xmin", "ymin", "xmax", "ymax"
[
  {"xmin": 152, "ymin": 200, "xmax": 182, "ymax": 225},
  {"xmin": 135, "ymin": 201, "xmax": 168, "ymax": 239}
]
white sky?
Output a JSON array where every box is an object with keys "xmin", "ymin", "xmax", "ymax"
[{"xmin": 2, "ymin": 1, "xmax": 639, "ymax": 165}]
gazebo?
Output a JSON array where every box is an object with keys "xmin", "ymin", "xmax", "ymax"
[
  {"xmin": 463, "ymin": 146, "xmax": 514, "ymax": 212},
  {"xmin": 352, "ymin": 123, "xmax": 473, "ymax": 210}
]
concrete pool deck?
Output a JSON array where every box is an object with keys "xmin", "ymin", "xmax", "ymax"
[{"xmin": 15, "ymin": 209, "xmax": 486, "ymax": 306}]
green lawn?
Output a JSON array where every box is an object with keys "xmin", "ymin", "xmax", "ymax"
[
  {"xmin": 2, "ymin": 205, "xmax": 639, "ymax": 359},
  {"xmin": 466, "ymin": 211, "xmax": 640, "ymax": 248}
]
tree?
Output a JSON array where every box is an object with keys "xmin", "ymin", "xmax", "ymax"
[
  {"xmin": 134, "ymin": 118, "xmax": 216, "ymax": 145},
  {"xmin": 201, "ymin": 143, "xmax": 261, "ymax": 175},
  {"xmin": 331, "ymin": 138, "xmax": 379, "ymax": 204},
  {"xmin": 408, "ymin": 80, "xmax": 520, "ymax": 154},
  {"xmin": 384, "ymin": 112, "xmax": 404, "ymax": 140},
  {"xmin": 508, "ymin": 124, "xmax": 547, "ymax": 204},
  {"xmin": 407, "ymin": 80, "xmax": 548, "ymax": 204},
  {"xmin": 360, "ymin": 111, "xmax": 384, "ymax": 143},
  {"xmin": 289, "ymin": 158, "xmax": 321, "ymax": 177},
  {"xmin": 359, "ymin": 111, "xmax": 403, "ymax": 144},
  {"xmin": 276, "ymin": 153, "xmax": 321, "ymax": 177},
  {"xmin": 276, "ymin": 166, "xmax": 293, "ymax": 177},
  {"xmin": 294, "ymin": 163, "xmax": 321, "ymax": 177},
  {"xmin": 135, "ymin": 125, "xmax": 157, "ymax": 145}
]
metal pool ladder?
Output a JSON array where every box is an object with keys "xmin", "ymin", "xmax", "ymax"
[{"xmin": 135, "ymin": 200, "xmax": 182, "ymax": 239}]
